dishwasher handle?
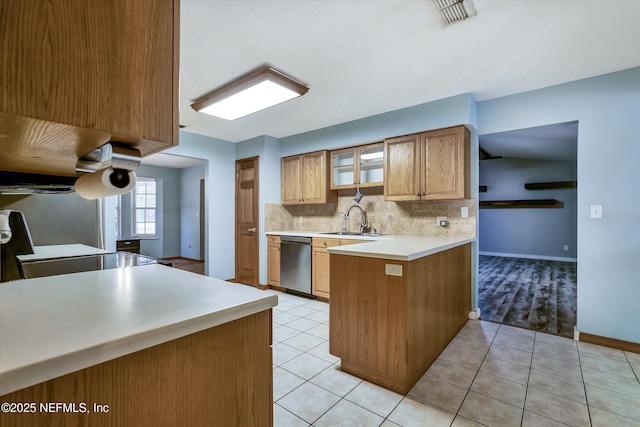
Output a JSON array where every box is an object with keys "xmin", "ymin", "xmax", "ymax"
[{"xmin": 280, "ymin": 235, "xmax": 312, "ymax": 244}]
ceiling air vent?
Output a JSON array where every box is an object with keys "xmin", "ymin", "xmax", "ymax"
[{"xmin": 433, "ymin": 0, "xmax": 476, "ymax": 25}]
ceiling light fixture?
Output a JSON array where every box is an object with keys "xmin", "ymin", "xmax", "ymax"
[
  {"xmin": 191, "ymin": 66, "xmax": 309, "ymax": 120},
  {"xmin": 433, "ymin": 0, "xmax": 476, "ymax": 25}
]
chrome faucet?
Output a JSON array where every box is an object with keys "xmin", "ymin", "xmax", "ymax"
[{"xmin": 345, "ymin": 204, "xmax": 368, "ymax": 234}]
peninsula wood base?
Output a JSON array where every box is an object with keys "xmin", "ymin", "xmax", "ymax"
[
  {"xmin": 0, "ymin": 311, "xmax": 273, "ymax": 427},
  {"xmin": 329, "ymin": 244, "xmax": 471, "ymax": 394}
]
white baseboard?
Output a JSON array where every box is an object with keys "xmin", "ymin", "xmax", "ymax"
[{"xmin": 480, "ymin": 251, "xmax": 577, "ymax": 263}]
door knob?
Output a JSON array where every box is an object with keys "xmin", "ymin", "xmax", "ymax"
[{"xmin": 248, "ymin": 227, "xmax": 257, "ymax": 232}]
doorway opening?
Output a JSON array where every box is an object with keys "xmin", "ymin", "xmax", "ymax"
[{"xmin": 477, "ymin": 121, "xmax": 578, "ymax": 338}]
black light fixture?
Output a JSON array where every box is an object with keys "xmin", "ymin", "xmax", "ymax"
[{"xmin": 191, "ymin": 66, "xmax": 309, "ymax": 120}]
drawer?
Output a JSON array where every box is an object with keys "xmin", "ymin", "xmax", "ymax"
[
  {"xmin": 267, "ymin": 235, "xmax": 281, "ymax": 244},
  {"xmin": 312, "ymin": 237, "xmax": 340, "ymax": 248},
  {"xmin": 117, "ymin": 239, "xmax": 141, "ymax": 254}
]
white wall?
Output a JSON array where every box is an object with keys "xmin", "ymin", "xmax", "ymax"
[
  {"xmin": 180, "ymin": 163, "xmax": 205, "ymax": 259},
  {"xmin": 479, "ymin": 157, "xmax": 578, "ymax": 260},
  {"xmin": 477, "ymin": 67, "xmax": 640, "ymax": 343}
]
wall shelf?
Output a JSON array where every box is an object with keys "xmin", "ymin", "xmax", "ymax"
[
  {"xmin": 524, "ymin": 181, "xmax": 577, "ymax": 190},
  {"xmin": 480, "ymin": 199, "xmax": 564, "ymax": 209}
]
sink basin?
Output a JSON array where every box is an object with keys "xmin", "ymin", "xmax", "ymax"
[{"xmin": 320, "ymin": 232, "xmax": 383, "ymax": 237}]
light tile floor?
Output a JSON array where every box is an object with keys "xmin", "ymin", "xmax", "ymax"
[{"xmin": 267, "ymin": 290, "xmax": 640, "ymax": 427}]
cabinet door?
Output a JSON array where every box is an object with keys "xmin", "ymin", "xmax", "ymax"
[
  {"xmin": 281, "ymin": 156, "xmax": 302, "ymax": 204},
  {"xmin": 312, "ymin": 246, "xmax": 331, "ymax": 298},
  {"xmin": 267, "ymin": 243, "xmax": 280, "ymax": 286},
  {"xmin": 331, "ymin": 148, "xmax": 356, "ymax": 189},
  {"xmin": 301, "ymin": 151, "xmax": 328, "ymax": 203},
  {"xmin": 421, "ymin": 127, "xmax": 469, "ymax": 200},
  {"xmin": 358, "ymin": 143, "xmax": 384, "ymax": 188},
  {"xmin": 384, "ymin": 134, "xmax": 421, "ymax": 201},
  {"xmin": 1, "ymin": 0, "xmax": 178, "ymax": 162}
]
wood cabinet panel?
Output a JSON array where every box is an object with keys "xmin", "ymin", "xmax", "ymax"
[
  {"xmin": 330, "ymin": 244, "xmax": 471, "ymax": 394},
  {"xmin": 267, "ymin": 236, "xmax": 280, "ymax": 286},
  {"xmin": 0, "ymin": 0, "xmax": 179, "ymax": 175},
  {"xmin": 312, "ymin": 246, "xmax": 331, "ymax": 298},
  {"xmin": 384, "ymin": 126, "xmax": 469, "ymax": 201},
  {"xmin": 0, "ymin": 310, "xmax": 273, "ymax": 427},
  {"xmin": 281, "ymin": 151, "xmax": 337, "ymax": 205}
]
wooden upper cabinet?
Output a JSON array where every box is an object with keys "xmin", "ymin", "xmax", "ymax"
[
  {"xmin": 0, "ymin": 0, "xmax": 179, "ymax": 176},
  {"xmin": 384, "ymin": 126, "xmax": 470, "ymax": 201},
  {"xmin": 281, "ymin": 151, "xmax": 337, "ymax": 205},
  {"xmin": 331, "ymin": 142, "xmax": 384, "ymax": 190}
]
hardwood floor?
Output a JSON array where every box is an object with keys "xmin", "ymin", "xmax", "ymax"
[
  {"xmin": 478, "ymin": 255, "xmax": 577, "ymax": 338},
  {"xmin": 163, "ymin": 257, "xmax": 205, "ymax": 275}
]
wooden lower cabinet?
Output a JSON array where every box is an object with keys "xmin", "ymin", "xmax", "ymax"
[
  {"xmin": 312, "ymin": 238, "xmax": 363, "ymax": 299},
  {"xmin": 267, "ymin": 235, "xmax": 281, "ymax": 286},
  {"xmin": 0, "ymin": 311, "xmax": 273, "ymax": 427},
  {"xmin": 329, "ymin": 244, "xmax": 471, "ymax": 394}
]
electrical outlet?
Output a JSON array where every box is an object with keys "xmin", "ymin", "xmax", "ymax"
[
  {"xmin": 385, "ymin": 264, "xmax": 403, "ymax": 277},
  {"xmin": 437, "ymin": 216, "xmax": 448, "ymax": 227},
  {"xmin": 564, "ymin": 244, "xmax": 569, "ymax": 251},
  {"xmin": 461, "ymin": 207, "xmax": 469, "ymax": 218},
  {"xmin": 590, "ymin": 205, "xmax": 602, "ymax": 219}
]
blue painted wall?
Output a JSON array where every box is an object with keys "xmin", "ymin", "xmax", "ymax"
[
  {"xmin": 180, "ymin": 163, "xmax": 205, "ymax": 259},
  {"xmin": 477, "ymin": 67, "xmax": 640, "ymax": 343}
]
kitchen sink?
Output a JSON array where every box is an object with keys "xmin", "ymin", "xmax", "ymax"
[{"xmin": 320, "ymin": 232, "xmax": 383, "ymax": 237}]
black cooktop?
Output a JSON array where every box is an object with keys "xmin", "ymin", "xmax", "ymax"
[{"xmin": 19, "ymin": 252, "xmax": 165, "ymax": 279}]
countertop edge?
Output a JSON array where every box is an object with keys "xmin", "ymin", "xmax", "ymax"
[{"xmin": 0, "ymin": 293, "xmax": 277, "ymax": 396}]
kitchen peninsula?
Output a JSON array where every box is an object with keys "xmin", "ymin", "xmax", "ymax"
[
  {"xmin": 327, "ymin": 235, "xmax": 473, "ymax": 395},
  {"xmin": 0, "ymin": 265, "xmax": 277, "ymax": 427}
]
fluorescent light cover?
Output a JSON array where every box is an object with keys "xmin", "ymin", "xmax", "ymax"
[
  {"xmin": 191, "ymin": 66, "xmax": 308, "ymax": 120},
  {"xmin": 199, "ymin": 80, "xmax": 300, "ymax": 120}
]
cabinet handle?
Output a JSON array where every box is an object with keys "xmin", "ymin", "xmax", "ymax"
[{"xmin": 415, "ymin": 193, "xmax": 421, "ymax": 197}]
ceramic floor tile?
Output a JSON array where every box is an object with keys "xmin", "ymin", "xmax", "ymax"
[
  {"xmin": 524, "ymin": 387, "xmax": 590, "ymax": 426},
  {"xmin": 273, "ymin": 325, "xmax": 303, "ymax": 342},
  {"xmin": 305, "ymin": 323, "xmax": 329, "ymax": 340},
  {"xmin": 277, "ymin": 382, "xmax": 340, "ymax": 424},
  {"xmin": 426, "ymin": 358, "xmax": 479, "ymax": 389},
  {"xmin": 521, "ymin": 410, "xmax": 569, "ymax": 427},
  {"xmin": 286, "ymin": 306, "xmax": 319, "ymax": 317},
  {"xmin": 275, "ymin": 301, "xmax": 300, "ymax": 312},
  {"xmin": 535, "ymin": 331, "xmax": 577, "ymax": 351},
  {"xmin": 282, "ymin": 332, "xmax": 326, "ymax": 352},
  {"xmin": 589, "ymin": 406, "xmax": 640, "ymax": 427},
  {"xmin": 285, "ymin": 317, "xmax": 322, "ymax": 332},
  {"xmin": 408, "ymin": 374, "xmax": 468, "ymax": 412},
  {"xmin": 438, "ymin": 345, "xmax": 486, "ymax": 370},
  {"xmin": 527, "ymin": 368, "xmax": 586, "ymax": 404},
  {"xmin": 273, "ymin": 367, "xmax": 306, "ymax": 401},
  {"xmin": 458, "ymin": 391, "xmax": 523, "ymax": 427},
  {"xmin": 299, "ymin": 300, "xmax": 328, "ymax": 311},
  {"xmin": 582, "ymin": 366, "xmax": 640, "ymax": 398},
  {"xmin": 470, "ymin": 372, "xmax": 527, "ymax": 408},
  {"xmin": 304, "ymin": 310, "xmax": 329, "ymax": 323},
  {"xmin": 487, "ymin": 343, "xmax": 533, "ymax": 367},
  {"xmin": 533, "ymin": 341, "xmax": 579, "ymax": 365},
  {"xmin": 273, "ymin": 311, "xmax": 301, "ymax": 325},
  {"xmin": 577, "ymin": 341, "xmax": 627, "ymax": 362},
  {"xmin": 479, "ymin": 353, "xmax": 530, "ymax": 385},
  {"xmin": 498, "ymin": 324, "xmax": 536, "ymax": 341},
  {"xmin": 493, "ymin": 332, "xmax": 535, "ymax": 352},
  {"xmin": 305, "ymin": 341, "xmax": 340, "ymax": 364},
  {"xmin": 273, "ymin": 342, "xmax": 304, "ymax": 366},
  {"xmin": 585, "ymin": 384, "xmax": 640, "ymax": 421},
  {"xmin": 387, "ymin": 397, "xmax": 456, "ymax": 427},
  {"xmin": 280, "ymin": 352, "xmax": 332, "ymax": 380},
  {"xmin": 530, "ymin": 353, "xmax": 582, "ymax": 382},
  {"xmin": 625, "ymin": 350, "xmax": 640, "ymax": 366},
  {"xmin": 380, "ymin": 420, "xmax": 402, "ymax": 427},
  {"xmin": 273, "ymin": 403, "xmax": 310, "ymax": 427},
  {"xmin": 345, "ymin": 381, "xmax": 404, "ymax": 418},
  {"xmin": 309, "ymin": 364, "xmax": 362, "ymax": 397},
  {"xmin": 580, "ymin": 352, "xmax": 637, "ymax": 378},
  {"xmin": 451, "ymin": 415, "xmax": 487, "ymax": 427},
  {"xmin": 448, "ymin": 335, "xmax": 492, "ymax": 354},
  {"xmin": 313, "ymin": 399, "xmax": 384, "ymax": 427}
]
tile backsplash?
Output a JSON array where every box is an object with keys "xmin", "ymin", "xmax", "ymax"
[{"xmin": 265, "ymin": 190, "xmax": 476, "ymax": 238}]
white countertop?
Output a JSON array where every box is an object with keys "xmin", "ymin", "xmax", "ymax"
[
  {"xmin": 17, "ymin": 244, "xmax": 113, "ymax": 262},
  {"xmin": 0, "ymin": 265, "xmax": 277, "ymax": 395},
  {"xmin": 267, "ymin": 231, "xmax": 474, "ymax": 261}
]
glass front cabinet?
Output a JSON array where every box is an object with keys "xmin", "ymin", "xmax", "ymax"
[{"xmin": 330, "ymin": 142, "xmax": 384, "ymax": 190}]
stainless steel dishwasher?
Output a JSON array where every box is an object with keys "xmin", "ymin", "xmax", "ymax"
[{"xmin": 280, "ymin": 235, "xmax": 313, "ymax": 297}]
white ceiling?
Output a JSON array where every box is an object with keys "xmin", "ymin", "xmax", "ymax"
[{"xmin": 178, "ymin": 0, "xmax": 640, "ymax": 146}]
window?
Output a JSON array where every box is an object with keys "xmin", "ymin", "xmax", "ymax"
[{"xmin": 132, "ymin": 178, "xmax": 157, "ymax": 236}]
